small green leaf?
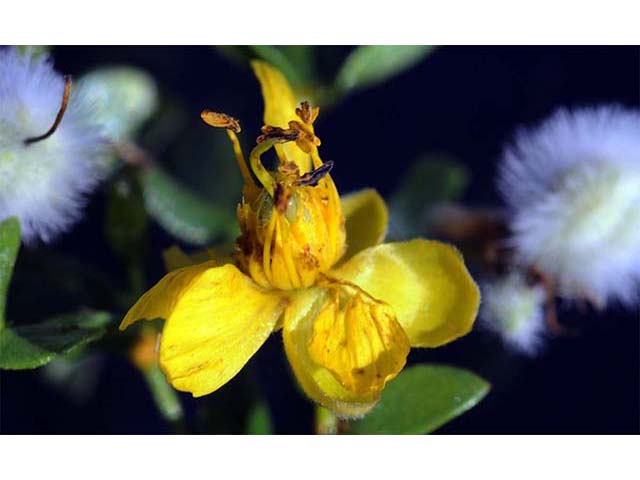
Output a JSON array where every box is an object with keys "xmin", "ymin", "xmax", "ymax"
[
  {"xmin": 335, "ymin": 46, "xmax": 435, "ymax": 95},
  {"xmin": 77, "ymin": 66, "xmax": 159, "ymax": 141},
  {"xmin": 0, "ymin": 311, "xmax": 112, "ymax": 370},
  {"xmin": 349, "ymin": 364, "xmax": 490, "ymax": 434},
  {"xmin": 389, "ymin": 155, "xmax": 469, "ymax": 239},
  {"xmin": 140, "ymin": 167, "xmax": 237, "ymax": 246},
  {"xmin": 0, "ymin": 217, "xmax": 20, "ymax": 330},
  {"xmin": 245, "ymin": 400, "xmax": 274, "ymax": 435}
]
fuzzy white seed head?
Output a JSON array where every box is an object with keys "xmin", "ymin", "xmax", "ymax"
[
  {"xmin": 481, "ymin": 272, "xmax": 547, "ymax": 355},
  {"xmin": 0, "ymin": 47, "xmax": 109, "ymax": 244},
  {"xmin": 498, "ymin": 105, "xmax": 640, "ymax": 308}
]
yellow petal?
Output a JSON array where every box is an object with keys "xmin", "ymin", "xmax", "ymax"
[
  {"xmin": 251, "ymin": 60, "xmax": 311, "ymax": 173},
  {"xmin": 341, "ymin": 188, "xmax": 388, "ymax": 261},
  {"xmin": 329, "ymin": 240, "xmax": 480, "ymax": 347},
  {"xmin": 120, "ymin": 262, "xmax": 287, "ymax": 397},
  {"xmin": 282, "ymin": 288, "xmax": 380, "ymax": 418},
  {"xmin": 307, "ymin": 288, "xmax": 409, "ymax": 397}
]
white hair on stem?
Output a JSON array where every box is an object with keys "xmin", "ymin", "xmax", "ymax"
[
  {"xmin": 498, "ymin": 105, "xmax": 640, "ymax": 309},
  {"xmin": 0, "ymin": 47, "xmax": 110, "ymax": 243}
]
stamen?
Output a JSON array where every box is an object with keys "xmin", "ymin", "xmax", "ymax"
[
  {"xmin": 201, "ymin": 110, "xmax": 241, "ymax": 133},
  {"xmin": 200, "ymin": 110, "xmax": 254, "ymax": 188},
  {"xmin": 24, "ymin": 75, "xmax": 72, "ymax": 145},
  {"xmin": 287, "ymin": 121, "xmax": 321, "ymax": 153},
  {"xmin": 295, "ymin": 101, "xmax": 319, "ymax": 125},
  {"xmin": 280, "ymin": 220, "xmax": 302, "ymax": 288},
  {"xmin": 310, "ymin": 148, "xmax": 325, "ymax": 170},
  {"xmin": 249, "ymin": 138, "xmax": 280, "ymax": 198},
  {"xmin": 262, "ymin": 214, "xmax": 277, "ymax": 286},
  {"xmin": 256, "ymin": 125, "xmax": 300, "ymax": 144},
  {"xmin": 295, "ymin": 160, "xmax": 334, "ymax": 187},
  {"xmin": 251, "ymin": 127, "xmax": 303, "ymax": 197}
]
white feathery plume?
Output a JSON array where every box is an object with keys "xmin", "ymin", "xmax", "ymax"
[
  {"xmin": 0, "ymin": 47, "xmax": 109, "ymax": 243},
  {"xmin": 498, "ymin": 105, "xmax": 640, "ymax": 308},
  {"xmin": 481, "ymin": 272, "xmax": 547, "ymax": 355}
]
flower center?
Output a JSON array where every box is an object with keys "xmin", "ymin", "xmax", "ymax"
[{"xmin": 201, "ymin": 102, "xmax": 346, "ymax": 290}]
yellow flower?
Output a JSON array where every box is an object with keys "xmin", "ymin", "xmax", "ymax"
[{"xmin": 120, "ymin": 61, "xmax": 481, "ymax": 417}]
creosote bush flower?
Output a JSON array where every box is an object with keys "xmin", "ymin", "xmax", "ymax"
[
  {"xmin": 481, "ymin": 272, "xmax": 546, "ymax": 355},
  {"xmin": 120, "ymin": 61, "xmax": 480, "ymax": 417},
  {"xmin": 0, "ymin": 47, "xmax": 109, "ymax": 243},
  {"xmin": 499, "ymin": 106, "xmax": 640, "ymax": 308}
]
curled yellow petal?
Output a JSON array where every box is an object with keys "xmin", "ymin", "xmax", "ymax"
[
  {"xmin": 329, "ymin": 240, "xmax": 480, "ymax": 347},
  {"xmin": 282, "ymin": 288, "xmax": 381, "ymax": 418},
  {"xmin": 340, "ymin": 188, "xmax": 389, "ymax": 261},
  {"xmin": 120, "ymin": 262, "xmax": 287, "ymax": 397},
  {"xmin": 307, "ymin": 286, "xmax": 409, "ymax": 396},
  {"xmin": 251, "ymin": 60, "xmax": 311, "ymax": 174}
]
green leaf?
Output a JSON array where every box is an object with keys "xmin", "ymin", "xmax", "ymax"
[
  {"xmin": 389, "ymin": 154, "xmax": 469, "ymax": 239},
  {"xmin": 0, "ymin": 311, "xmax": 112, "ymax": 370},
  {"xmin": 0, "ymin": 217, "xmax": 20, "ymax": 330},
  {"xmin": 349, "ymin": 364, "xmax": 490, "ymax": 434},
  {"xmin": 335, "ymin": 46, "xmax": 435, "ymax": 95},
  {"xmin": 77, "ymin": 66, "xmax": 159, "ymax": 141},
  {"xmin": 245, "ymin": 400, "xmax": 274, "ymax": 435},
  {"xmin": 140, "ymin": 167, "xmax": 237, "ymax": 246}
]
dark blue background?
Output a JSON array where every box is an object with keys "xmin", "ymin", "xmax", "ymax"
[{"xmin": 1, "ymin": 46, "xmax": 638, "ymax": 434}]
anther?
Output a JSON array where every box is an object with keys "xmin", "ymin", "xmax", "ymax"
[
  {"xmin": 295, "ymin": 101, "xmax": 319, "ymax": 125},
  {"xmin": 201, "ymin": 110, "xmax": 241, "ymax": 133},
  {"xmin": 287, "ymin": 120, "xmax": 321, "ymax": 153},
  {"xmin": 256, "ymin": 125, "xmax": 300, "ymax": 144},
  {"xmin": 24, "ymin": 75, "xmax": 72, "ymax": 145},
  {"xmin": 295, "ymin": 160, "xmax": 334, "ymax": 187}
]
